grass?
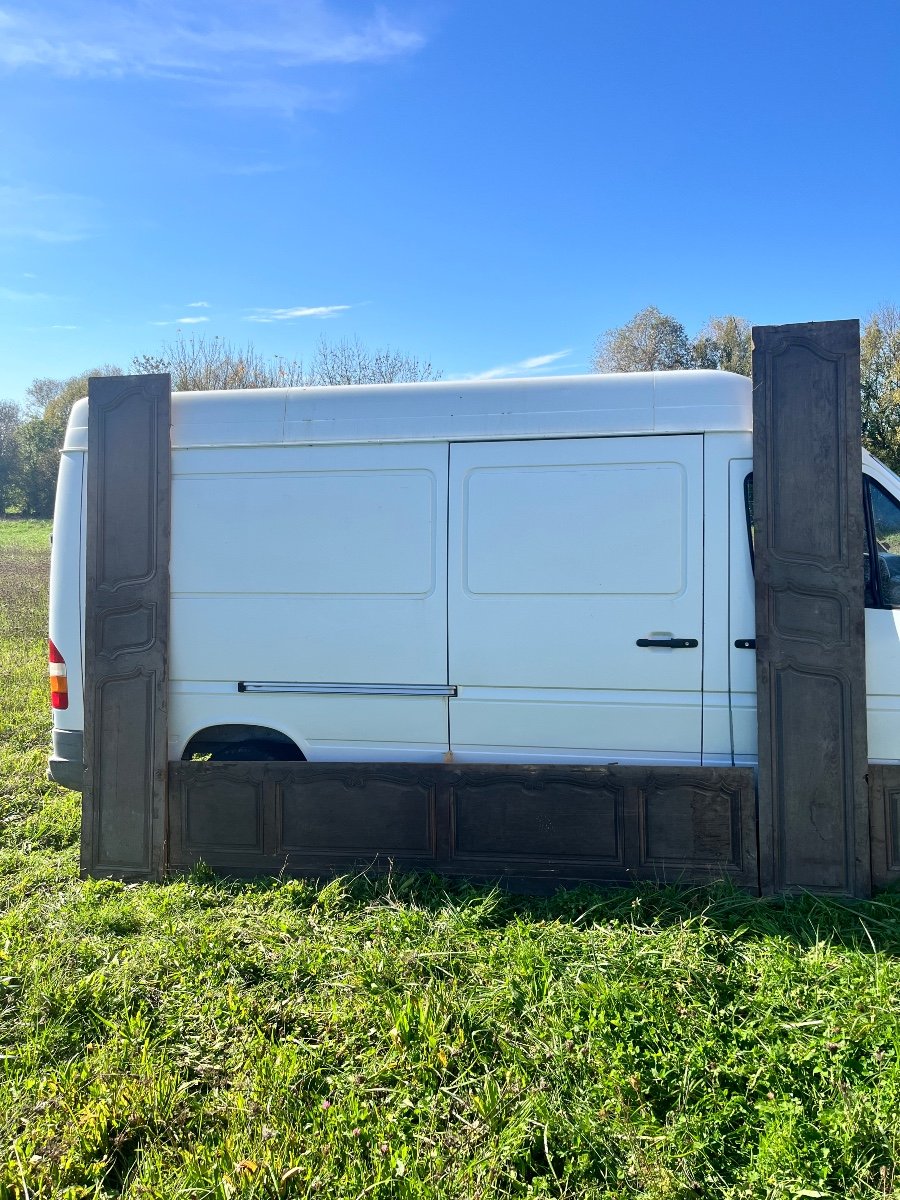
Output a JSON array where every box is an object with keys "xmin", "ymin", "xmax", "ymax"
[
  {"xmin": 0, "ymin": 519, "xmax": 54, "ymax": 552},
  {"xmin": 0, "ymin": 518, "xmax": 53, "ymax": 642},
  {"xmin": 1, "ymin": 519, "xmax": 900, "ymax": 1198}
]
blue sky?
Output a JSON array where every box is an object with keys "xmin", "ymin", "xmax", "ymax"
[{"xmin": 1, "ymin": 0, "xmax": 899, "ymax": 401}]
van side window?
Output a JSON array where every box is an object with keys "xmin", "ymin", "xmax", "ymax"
[{"xmin": 867, "ymin": 479, "xmax": 900, "ymax": 609}]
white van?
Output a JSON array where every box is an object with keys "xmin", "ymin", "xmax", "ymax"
[{"xmin": 46, "ymin": 369, "xmax": 900, "ymax": 790}]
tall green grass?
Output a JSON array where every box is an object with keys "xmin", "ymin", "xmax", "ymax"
[
  {"xmin": 0, "ymin": 520, "xmax": 54, "ymax": 552},
  {"xmin": 0, "ymin": 519, "xmax": 52, "ymax": 644},
  {"xmin": 0, "ymin": 519, "xmax": 899, "ymax": 1198}
]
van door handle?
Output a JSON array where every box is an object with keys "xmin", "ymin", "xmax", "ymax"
[{"xmin": 636, "ymin": 638, "xmax": 698, "ymax": 649}]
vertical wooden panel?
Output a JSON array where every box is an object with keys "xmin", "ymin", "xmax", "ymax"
[
  {"xmin": 82, "ymin": 374, "xmax": 170, "ymax": 879},
  {"xmin": 752, "ymin": 321, "xmax": 870, "ymax": 896},
  {"xmin": 869, "ymin": 765, "xmax": 900, "ymax": 889}
]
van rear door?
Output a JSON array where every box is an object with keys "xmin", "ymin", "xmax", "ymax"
[{"xmin": 447, "ymin": 435, "xmax": 704, "ymax": 762}]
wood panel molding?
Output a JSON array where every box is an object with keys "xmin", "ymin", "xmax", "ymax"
[
  {"xmin": 167, "ymin": 763, "xmax": 759, "ymax": 891},
  {"xmin": 869, "ymin": 765, "xmax": 900, "ymax": 889},
  {"xmin": 82, "ymin": 374, "xmax": 171, "ymax": 879},
  {"xmin": 752, "ymin": 321, "xmax": 870, "ymax": 896}
]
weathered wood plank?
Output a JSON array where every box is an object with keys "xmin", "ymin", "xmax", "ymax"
[
  {"xmin": 752, "ymin": 321, "xmax": 870, "ymax": 896},
  {"xmin": 869, "ymin": 764, "xmax": 900, "ymax": 889},
  {"xmin": 82, "ymin": 374, "xmax": 171, "ymax": 879},
  {"xmin": 167, "ymin": 762, "xmax": 759, "ymax": 891}
]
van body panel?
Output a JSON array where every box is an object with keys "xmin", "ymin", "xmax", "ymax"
[
  {"xmin": 449, "ymin": 687, "xmax": 701, "ymax": 764},
  {"xmin": 701, "ymin": 695, "xmax": 733, "ymax": 765},
  {"xmin": 700, "ymin": 437, "xmax": 729, "ymax": 698},
  {"xmin": 170, "ymin": 596, "xmax": 447, "ymax": 686},
  {"xmin": 448, "ymin": 435, "xmax": 704, "ymax": 759},
  {"xmin": 64, "ymin": 372, "xmax": 754, "ymax": 454},
  {"xmin": 702, "ymin": 434, "xmax": 748, "ymax": 761},
  {"xmin": 861, "ymin": 453, "xmax": 900, "ymax": 760},
  {"xmin": 861, "ymin": 593, "xmax": 900, "ymax": 761},
  {"xmin": 48, "ymin": 450, "xmax": 86, "ymax": 732},
  {"xmin": 170, "ymin": 442, "xmax": 449, "ymax": 689},
  {"xmin": 47, "ymin": 449, "xmax": 87, "ymax": 788},
  {"xmin": 167, "ymin": 689, "xmax": 450, "ymax": 763},
  {"xmin": 728, "ymin": 456, "xmax": 757, "ymax": 761}
]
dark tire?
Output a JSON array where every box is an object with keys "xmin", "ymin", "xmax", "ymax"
[{"xmin": 212, "ymin": 739, "xmax": 303, "ymax": 762}]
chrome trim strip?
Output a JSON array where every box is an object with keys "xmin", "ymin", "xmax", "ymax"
[{"xmin": 238, "ymin": 682, "xmax": 457, "ymax": 697}]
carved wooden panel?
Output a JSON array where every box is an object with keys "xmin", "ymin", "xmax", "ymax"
[
  {"xmin": 97, "ymin": 602, "xmax": 156, "ymax": 660},
  {"xmin": 626, "ymin": 768, "xmax": 757, "ymax": 887},
  {"xmin": 869, "ymin": 765, "xmax": 900, "ymax": 889},
  {"xmin": 752, "ymin": 321, "xmax": 869, "ymax": 896},
  {"xmin": 449, "ymin": 768, "xmax": 624, "ymax": 868},
  {"xmin": 276, "ymin": 765, "xmax": 437, "ymax": 860},
  {"xmin": 168, "ymin": 764, "xmax": 272, "ymax": 869},
  {"xmin": 93, "ymin": 672, "xmax": 155, "ymax": 869},
  {"xmin": 638, "ymin": 775, "xmax": 741, "ymax": 866},
  {"xmin": 83, "ymin": 375, "xmax": 171, "ymax": 879},
  {"xmin": 185, "ymin": 773, "xmax": 265, "ymax": 853},
  {"xmin": 167, "ymin": 763, "xmax": 758, "ymax": 891}
]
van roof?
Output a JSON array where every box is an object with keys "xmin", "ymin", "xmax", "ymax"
[{"xmin": 63, "ymin": 369, "xmax": 752, "ymax": 450}]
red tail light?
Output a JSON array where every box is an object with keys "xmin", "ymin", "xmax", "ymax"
[{"xmin": 48, "ymin": 638, "xmax": 69, "ymax": 710}]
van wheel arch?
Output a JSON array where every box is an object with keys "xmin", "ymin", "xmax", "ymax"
[{"xmin": 181, "ymin": 724, "xmax": 306, "ymax": 762}]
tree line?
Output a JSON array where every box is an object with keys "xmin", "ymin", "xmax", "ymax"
[
  {"xmin": 593, "ymin": 304, "xmax": 900, "ymax": 474},
  {"xmin": 2, "ymin": 309, "xmax": 899, "ymax": 517},
  {"xmin": 0, "ymin": 334, "xmax": 442, "ymax": 517}
]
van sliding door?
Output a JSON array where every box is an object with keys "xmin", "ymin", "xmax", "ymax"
[{"xmin": 447, "ymin": 436, "xmax": 704, "ymax": 763}]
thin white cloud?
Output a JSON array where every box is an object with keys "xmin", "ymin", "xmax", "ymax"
[
  {"xmin": 150, "ymin": 315, "xmax": 210, "ymax": 326},
  {"xmin": 203, "ymin": 78, "xmax": 344, "ymax": 116},
  {"xmin": 217, "ymin": 162, "xmax": 289, "ymax": 177},
  {"xmin": 0, "ymin": 285, "xmax": 52, "ymax": 301},
  {"xmin": 0, "ymin": 3, "xmax": 427, "ymax": 110},
  {"xmin": 466, "ymin": 349, "xmax": 573, "ymax": 382},
  {"xmin": 0, "ymin": 183, "xmax": 93, "ymax": 242},
  {"xmin": 246, "ymin": 304, "xmax": 351, "ymax": 322},
  {"xmin": 50, "ymin": 324, "xmax": 79, "ymax": 330},
  {"xmin": 520, "ymin": 350, "xmax": 573, "ymax": 370},
  {"xmin": 187, "ymin": 300, "xmax": 210, "ymax": 308}
]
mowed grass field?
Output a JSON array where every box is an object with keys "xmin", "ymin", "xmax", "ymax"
[{"xmin": 1, "ymin": 519, "xmax": 900, "ymax": 1199}]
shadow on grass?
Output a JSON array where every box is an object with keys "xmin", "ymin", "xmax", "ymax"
[{"xmin": 174, "ymin": 863, "xmax": 900, "ymax": 956}]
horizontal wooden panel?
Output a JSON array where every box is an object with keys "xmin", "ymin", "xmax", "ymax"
[
  {"xmin": 183, "ymin": 771, "xmax": 265, "ymax": 853},
  {"xmin": 637, "ymin": 774, "xmax": 750, "ymax": 874},
  {"xmin": 168, "ymin": 763, "xmax": 758, "ymax": 891},
  {"xmin": 450, "ymin": 771, "xmax": 623, "ymax": 866},
  {"xmin": 277, "ymin": 766, "xmax": 436, "ymax": 858}
]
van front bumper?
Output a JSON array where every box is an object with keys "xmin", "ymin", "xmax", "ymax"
[{"xmin": 48, "ymin": 728, "xmax": 85, "ymax": 791}]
